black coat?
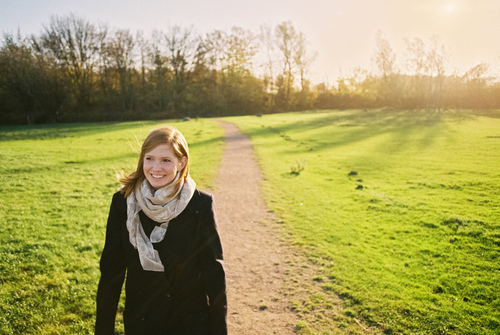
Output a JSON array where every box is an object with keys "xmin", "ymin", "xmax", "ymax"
[{"xmin": 95, "ymin": 190, "xmax": 227, "ymax": 335}]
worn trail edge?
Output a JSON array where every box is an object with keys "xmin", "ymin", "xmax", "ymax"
[{"xmin": 211, "ymin": 121, "xmax": 298, "ymax": 334}]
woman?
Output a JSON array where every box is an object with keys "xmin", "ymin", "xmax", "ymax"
[{"xmin": 95, "ymin": 126, "xmax": 227, "ymax": 335}]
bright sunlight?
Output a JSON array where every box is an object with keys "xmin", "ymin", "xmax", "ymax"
[{"xmin": 445, "ymin": 3, "xmax": 456, "ymax": 13}]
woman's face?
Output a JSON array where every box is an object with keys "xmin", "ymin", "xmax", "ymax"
[{"xmin": 143, "ymin": 144, "xmax": 186, "ymax": 190}]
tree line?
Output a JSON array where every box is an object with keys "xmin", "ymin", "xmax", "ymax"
[
  {"xmin": 316, "ymin": 31, "xmax": 500, "ymax": 111},
  {"xmin": 0, "ymin": 15, "xmax": 316, "ymax": 124},
  {"xmin": 1, "ymin": 15, "xmax": 499, "ymax": 125}
]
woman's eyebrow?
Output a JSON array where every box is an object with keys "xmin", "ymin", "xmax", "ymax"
[{"xmin": 145, "ymin": 154, "xmax": 174, "ymax": 159}]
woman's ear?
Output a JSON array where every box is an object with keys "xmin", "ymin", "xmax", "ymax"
[{"xmin": 179, "ymin": 156, "xmax": 187, "ymax": 170}]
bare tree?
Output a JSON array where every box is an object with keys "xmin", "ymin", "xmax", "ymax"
[
  {"xmin": 373, "ymin": 31, "xmax": 399, "ymax": 106},
  {"xmin": 258, "ymin": 25, "xmax": 276, "ymax": 90},
  {"xmin": 275, "ymin": 21, "xmax": 298, "ymax": 110},
  {"xmin": 223, "ymin": 27, "xmax": 257, "ymax": 76},
  {"xmin": 403, "ymin": 36, "xmax": 450, "ymax": 109},
  {"xmin": 40, "ymin": 14, "xmax": 106, "ymax": 112},
  {"xmin": 201, "ymin": 30, "xmax": 221, "ymax": 71},
  {"xmin": 150, "ymin": 29, "xmax": 168, "ymax": 110},
  {"xmin": 426, "ymin": 36, "xmax": 449, "ymax": 109},
  {"xmin": 196, "ymin": 30, "xmax": 225, "ymax": 111},
  {"xmin": 258, "ymin": 24, "xmax": 278, "ymax": 108},
  {"xmin": 426, "ymin": 36, "xmax": 448, "ymax": 77},
  {"xmin": 135, "ymin": 30, "xmax": 152, "ymax": 111},
  {"xmin": 31, "ymin": 33, "xmax": 69, "ymax": 122},
  {"xmin": 165, "ymin": 25, "xmax": 196, "ymax": 113},
  {"xmin": 374, "ymin": 30, "xmax": 397, "ymax": 77},
  {"xmin": 105, "ymin": 29, "xmax": 136, "ymax": 110},
  {"xmin": 404, "ymin": 37, "xmax": 427, "ymax": 76},
  {"xmin": 293, "ymin": 31, "xmax": 316, "ymax": 108}
]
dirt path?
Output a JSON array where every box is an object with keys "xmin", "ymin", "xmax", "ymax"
[
  {"xmin": 209, "ymin": 120, "xmax": 374, "ymax": 335},
  {"xmin": 211, "ymin": 121, "xmax": 298, "ymax": 334}
]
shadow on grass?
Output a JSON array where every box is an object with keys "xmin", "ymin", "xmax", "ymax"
[
  {"xmin": 2, "ymin": 151, "xmax": 137, "ymax": 175},
  {"xmin": 247, "ymin": 109, "xmax": 461, "ymax": 155},
  {"xmin": 0, "ymin": 120, "xmax": 164, "ymax": 142},
  {"xmin": 188, "ymin": 135, "xmax": 225, "ymax": 149}
]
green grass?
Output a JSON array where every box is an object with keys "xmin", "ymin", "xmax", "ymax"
[
  {"xmin": 0, "ymin": 119, "xmax": 224, "ymax": 334},
  {"xmin": 228, "ymin": 109, "xmax": 500, "ymax": 334},
  {"xmin": 2, "ymin": 110, "xmax": 499, "ymax": 334}
]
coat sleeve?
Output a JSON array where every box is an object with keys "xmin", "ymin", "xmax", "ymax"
[
  {"xmin": 95, "ymin": 192, "xmax": 127, "ymax": 335},
  {"xmin": 198, "ymin": 194, "xmax": 228, "ymax": 335}
]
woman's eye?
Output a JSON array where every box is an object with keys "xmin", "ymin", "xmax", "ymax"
[{"xmin": 145, "ymin": 157, "xmax": 152, "ymax": 160}]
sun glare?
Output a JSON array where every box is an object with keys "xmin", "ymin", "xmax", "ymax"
[{"xmin": 445, "ymin": 4, "xmax": 456, "ymax": 13}]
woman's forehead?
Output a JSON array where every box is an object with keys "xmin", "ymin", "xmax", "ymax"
[{"xmin": 145, "ymin": 144, "xmax": 175, "ymax": 156}]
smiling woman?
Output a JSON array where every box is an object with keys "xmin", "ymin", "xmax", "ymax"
[{"xmin": 96, "ymin": 126, "xmax": 227, "ymax": 335}]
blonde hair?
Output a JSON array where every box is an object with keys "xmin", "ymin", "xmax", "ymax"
[{"xmin": 119, "ymin": 126, "xmax": 190, "ymax": 198}]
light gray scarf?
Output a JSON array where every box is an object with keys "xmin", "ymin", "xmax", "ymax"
[{"xmin": 126, "ymin": 173, "xmax": 196, "ymax": 272}]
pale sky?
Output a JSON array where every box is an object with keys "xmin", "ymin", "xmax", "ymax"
[{"xmin": 1, "ymin": 0, "xmax": 499, "ymax": 84}]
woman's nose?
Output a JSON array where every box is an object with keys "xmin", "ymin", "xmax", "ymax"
[{"xmin": 152, "ymin": 160, "xmax": 162, "ymax": 170}]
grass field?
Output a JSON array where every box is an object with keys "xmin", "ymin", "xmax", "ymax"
[
  {"xmin": 1, "ymin": 109, "xmax": 499, "ymax": 335},
  {"xmin": 228, "ymin": 109, "xmax": 500, "ymax": 334},
  {"xmin": 0, "ymin": 120, "xmax": 224, "ymax": 334}
]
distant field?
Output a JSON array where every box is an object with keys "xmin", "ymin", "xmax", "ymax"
[
  {"xmin": 0, "ymin": 120, "xmax": 224, "ymax": 334},
  {"xmin": 228, "ymin": 109, "xmax": 500, "ymax": 334}
]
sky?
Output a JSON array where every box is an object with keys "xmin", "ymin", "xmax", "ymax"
[{"xmin": 1, "ymin": 0, "xmax": 500, "ymax": 84}]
